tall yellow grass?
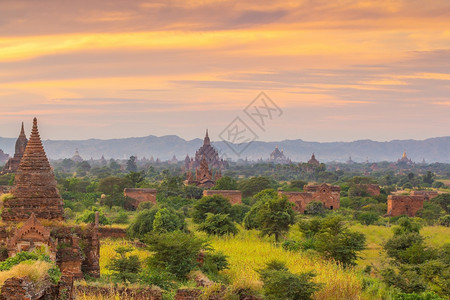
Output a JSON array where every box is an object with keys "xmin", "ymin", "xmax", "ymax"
[
  {"xmin": 208, "ymin": 230, "xmax": 363, "ymax": 300},
  {"xmin": 0, "ymin": 260, "xmax": 52, "ymax": 288},
  {"xmin": 99, "ymin": 239, "xmax": 150, "ymax": 276},
  {"xmin": 350, "ymin": 224, "xmax": 450, "ymax": 270}
]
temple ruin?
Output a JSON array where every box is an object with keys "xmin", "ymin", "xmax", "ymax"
[
  {"xmin": 0, "ymin": 118, "xmax": 101, "ymax": 299},
  {"xmin": 2, "ymin": 118, "xmax": 64, "ymax": 221},
  {"xmin": 279, "ymin": 183, "xmax": 341, "ymax": 213},
  {"xmin": 1, "ymin": 122, "xmax": 28, "ymax": 174},
  {"xmin": 387, "ymin": 195, "xmax": 425, "ymax": 217},
  {"xmin": 190, "ymin": 130, "xmax": 227, "ymax": 170}
]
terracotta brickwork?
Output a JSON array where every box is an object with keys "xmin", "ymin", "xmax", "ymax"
[
  {"xmin": 75, "ymin": 286, "xmax": 162, "ymax": 300},
  {"xmin": 186, "ymin": 155, "xmax": 216, "ymax": 188},
  {"xmin": 203, "ymin": 190, "xmax": 242, "ymax": 205},
  {"xmin": 0, "ymin": 186, "xmax": 10, "ymax": 196},
  {"xmin": 0, "ymin": 118, "xmax": 100, "ymax": 299},
  {"xmin": 279, "ymin": 183, "xmax": 341, "ymax": 213},
  {"xmin": 387, "ymin": 195, "xmax": 425, "ymax": 217},
  {"xmin": 98, "ymin": 227, "xmax": 127, "ymax": 239},
  {"xmin": 2, "ymin": 118, "xmax": 64, "ymax": 221},
  {"xmin": 0, "ymin": 276, "xmax": 51, "ymax": 300},
  {"xmin": 192, "ymin": 130, "xmax": 226, "ymax": 170},
  {"xmin": 124, "ymin": 188, "xmax": 157, "ymax": 209}
]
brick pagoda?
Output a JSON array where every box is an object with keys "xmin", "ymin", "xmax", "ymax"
[
  {"xmin": 1, "ymin": 122, "xmax": 28, "ymax": 174},
  {"xmin": 2, "ymin": 118, "xmax": 64, "ymax": 221}
]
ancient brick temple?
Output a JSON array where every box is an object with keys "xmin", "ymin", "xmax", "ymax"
[
  {"xmin": 186, "ymin": 130, "xmax": 227, "ymax": 170},
  {"xmin": 307, "ymin": 153, "xmax": 320, "ymax": 166},
  {"xmin": 1, "ymin": 122, "xmax": 28, "ymax": 174},
  {"xmin": 0, "ymin": 118, "xmax": 100, "ymax": 285},
  {"xmin": 269, "ymin": 146, "xmax": 290, "ymax": 164},
  {"xmin": 279, "ymin": 183, "xmax": 341, "ymax": 213},
  {"xmin": 186, "ymin": 155, "xmax": 217, "ymax": 188},
  {"xmin": 387, "ymin": 195, "xmax": 425, "ymax": 217},
  {"xmin": 2, "ymin": 118, "xmax": 64, "ymax": 221}
]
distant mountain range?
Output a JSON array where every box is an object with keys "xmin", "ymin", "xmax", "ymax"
[{"xmin": 0, "ymin": 135, "xmax": 449, "ymax": 163}]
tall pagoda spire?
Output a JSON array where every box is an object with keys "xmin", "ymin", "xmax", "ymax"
[
  {"xmin": 2, "ymin": 117, "xmax": 64, "ymax": 221},
  {"xmin": 20, "ymin": 122, "xmax": 25, "ymax": 136},
  {"xmin": 204, "ymin": 128, "xmax": 210, "ymax": 145},
  {"xmin": 1, "ymin": 121, "xmax": 28, "ymax": 174}
]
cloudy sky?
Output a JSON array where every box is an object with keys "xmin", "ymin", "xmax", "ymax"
[{"xmin": 0, "ymin": 0, "xmax": 449, "ymax": 142}]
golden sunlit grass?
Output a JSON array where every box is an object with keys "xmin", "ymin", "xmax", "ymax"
[
  {"xmin": 207, "ymin": 230, "xmax": 363, "ymax": 300},
  {"xmin": 97, "ymin": 224, "xmax": 449, "ymax": 299},
  {"xmin": 0, "ymin": 260, "xmax": 52, "ymax": 288},
  {"xmin": 99, "ymin": 239, "xmax": 150, "ymax": 276},
  {"xmin": 350, "ymin": 224, "xmax": 450, "ymax": 270}
]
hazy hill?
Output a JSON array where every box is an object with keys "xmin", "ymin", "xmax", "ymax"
[{"xmin": 0, "ymin": 136, "xmax": 449, "ymax": 163}]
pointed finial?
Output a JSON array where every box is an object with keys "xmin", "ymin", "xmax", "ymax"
[
  {"xmin": 33, "ymin": 117, "xmax": 37, "ymax": 126},
  {"xmin": 204, "ymin": 129, "xmax": 211, "ymax": 145},
  {"xmin": 20, "ymin": 122, "xmax": 25, "ymax": 134}
]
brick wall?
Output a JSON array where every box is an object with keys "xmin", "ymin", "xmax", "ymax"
[
  {"xmin": 279, "ymin": 184, "xmax": 340, "ymax": 213},
  {"xmin": 387, "ymin": 195, "xmax": 425, "ymax": 217},
  {"xmin": 98, "ymin": 227, "xmax": 127, "ymax": 239}
]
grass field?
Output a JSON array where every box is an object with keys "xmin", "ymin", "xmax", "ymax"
[
  {"xmin": 350, "ymin": 224, "xmax": 450, "ymax": 270},
  {"xmin": 207, "ymin": 229, "xmax": 364, "ymax": 300},
  {"xmin": 96, "ymin": 223, "xmax": 449, "ymax": 299}
]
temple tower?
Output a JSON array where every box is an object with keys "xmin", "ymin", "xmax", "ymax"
[
  {"xmin": 2, "ymin": 118, "xmax": 64, "ymax": 221},
  {"xmin": 1, "ymin": 122, "xmax": 28, "ymax": 174}
]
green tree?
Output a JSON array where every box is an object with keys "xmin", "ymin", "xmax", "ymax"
[
  {"xmin": 299, "ymin": 216, "xmax": 366, "ymax": 267},
  {"xmin": 305, "ymin": 201, "xmax": 326, "ymax": 215},
  {"xmin": 289, "ymin": 180, "xmax": 307, "ymax": 190},
  {"xmin": 127, "ymin": 208, "xmax": 159, "ymax": 239},
  {"xmin": 97, "ymin": 176, "xmax": 131, "ymax": 195},
  {"xmin": 430, "ymin": 194, "xmax": 450, "ymax": 214},
  {"xmin": 152, "ymin": 208, "xmax": 185, "ymax": 233},
  {"xmin": 254, "ymin": 195, "xmax": 296, "ymax": 242},
  {"xmin": 145, "ymin": 231, "xmax": 207, "ymax": 279},
  {"xmin": 358, "ymin": 212, "xmax": 379, "ymax": 225},
  {"xmin": 258, "ymin": 260, "xmax": 322, "ymax": 300},
  {"xmin": 107, "ymin": 246, "xmax": 141, "ymax": 284},
  {"xmin": 198, "ymin": 213, "xmax": 238, "ymax": 236},
  {"xmin": 192, "ymin": 195, "xmax": 232, "ymax": 224},
  {"xmin": 126, "ymin": 155, "xmax": 138, "ymax": 172},
  {"xmin": 76, "ymin": 208, "xmax": 110, "ymax": 225},
  {"xmin": 125, "ymin": 171, "xmax": 145, "ymax": 187},
  {"xmin": 238, "ymin": 176, "xmax": 272, "ymax": 197},
  {"xmin": 158, "ymin": 173, "xmax": 185, "ymax": 197},
  {"xmin": 212, "ymin": 176, "xmax": 238, "ymax": 190}
]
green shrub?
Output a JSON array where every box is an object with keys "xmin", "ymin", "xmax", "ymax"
[
  {"xmin": 127, "ymin": 208, "xmax": 158, "ymax": 239},
  {"xmin": 438, "ymin": 215, "xmax": 450, "ymax": 227},
  {"xmin": 145, "ymin": 231, "xmax": 207, "ymax": 279},
  {"xmin": 153, "ymin": 208, "xmax": 185, "ymax": 233},
  {"xmin": 111, "ymin": 210, "xmax": 129, "ymax": 224},
  {"xmin": 107, "ymin": 246, "xmax": 141, "ymax": 284},
  {"xmin": 258, "ymin": 260, "xmax": 322, "ymax": 300},
  {"xmin": 192, "ymin": 195, "xmax": 232, "ymax": 224},
  {"xmin": 201, "ymin": 251, "xmax": 229, "ymax": 275},
  {"xmin": 393, "ymin": 292, "xmax": 443, "ymax": 300},
  {"xmin": 198, "ymin": 213, "xmax": 238, "ymax": 236},
  {"xmin": 76, "ymin": 208, "xmax": 111, "ymax": 225}
]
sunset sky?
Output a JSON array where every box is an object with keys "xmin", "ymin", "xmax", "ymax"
[{"xmin": 0, "ymin": 0, "xmax": 449, "ymax": 142}]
